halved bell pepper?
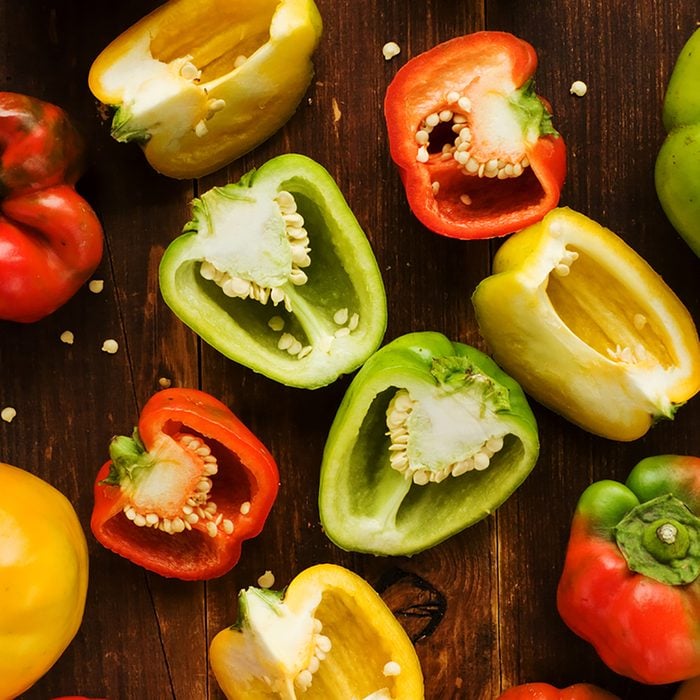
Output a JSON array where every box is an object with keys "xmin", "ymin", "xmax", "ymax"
[
  {"xmin": 497, "ymin": 683, "xmax": 619, "ymax": 699},
  {"xmin": 209, "ymin": 563, "xmax": 424, "ymax": 699},
  {"xmin": 88, "ymin": 0, "xmax": 322, "ymax": 179},
  {"xmin": 557, "ymin": 455, "xmax": 700, "ymax": 684},
  {"xmin": 0, "ymin": 462, "xmax": 89, "ymax": 699},
  {"xmin": 472, "ymin": 207, "xmax": 700, "ymax": 441},
  {"xmin": 384, "ymin": 32, "xmax": 566, "ymax": 239},
  {"xmin": 0, "ymin": 91, "xmax": 104, "ymax": 322},
  {"xmin": 159, "ymin": 154, "xmax": 387, "ymax": 389},
  {"xmin": 318, "ymin": 332, "xmax": 539, "ymax": 556},
  {"xmin": 655, "ymin": 27, "xmax": 700, "ymax": 256},
  {"xmin": 91, "ymin": 388, "xmax": 279, "ymax": 580}
]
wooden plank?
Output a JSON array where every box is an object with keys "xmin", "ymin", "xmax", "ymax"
[{"xmin": 0, "ymin": 1, "xmax": 697, "ymax": 699}]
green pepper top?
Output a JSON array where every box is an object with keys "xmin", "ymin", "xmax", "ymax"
[
  {"xmin": 159, "ymin": 154, "xmax": 387, "ymax": 389},
  {"xmin": 319, "ymin": 331, "xmax": 539, "ymax": 556}
]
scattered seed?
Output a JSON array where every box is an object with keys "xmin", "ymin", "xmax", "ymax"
[
  {"xmin": 234, "ymin": 55, "xmax": 247, "ymax": 68},
  {"xmin": 240, "ymin": 501, "xmax": 251, "ymax": 515},
  {"xmin": 257, "ymin": 570, "xmax": 275, "ymax": 588},
  {"xmin": 88, "ymin": 279, "xmax": 104, "ymax": 293},
  {"xmin": 382, "ymin": 41, "xmax": 401, "ymax": 60},
  {"xmin": 101, "ymin": 339, "xmax": 119, "ymax": 354},
  {"xmin": 570, "ymin": 80, "xmax": 588, "ymax": 97},
  {"xmin": 633, "ymin": 313, "xmax": 647, "ymax": 330},
  {"xmin": 60, "ymin": 330, "xmax": 75, "ymax": 345},
  {"xmin": 1, "ymin": 406, "xmax": 17, "ymax": 423},
  {"xmin": 333, "ymin": 308, "xmax": 349, "ymax": 325},
  {"xmin": 268, "ymin": 316, "xmax": 285, "ymax": 332},
  {"xmin": 460, "ymin": 194, "xmax": 472, "ymax": 206},
  {"xmin": 383, "ymin": 661, "xmax": 402, "ymax": 677},
  {"xmin": 158, "ymin": 377, "xmax": 172, "ymax": 388}
]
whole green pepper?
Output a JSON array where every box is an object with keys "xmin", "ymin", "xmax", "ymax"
[
  {"xmin": 159, "ymin": 154, "xmax": 387, "ymax": 389},
  {"xmin": 655, "ymin": 27, "xmax": 700, "ymax": 256},
  {"xmin": 318, "ymin": 332, "xmax": 539, "ymax": 556}
]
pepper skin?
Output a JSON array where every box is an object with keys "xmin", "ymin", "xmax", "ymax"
[
  {"xmin": 0, "ymin": 462, "xmax": 89, "ymax": 699},
  {"xmin": 88, "ymin": 0, "xmax": 322, "ymax": 179},
  {"xmin": 384, "ymin": 32, "xmax": 566, "ymax": 239},
  {"xmin": 472, "ymin": 207, "xmax": 700, "ymax": 441},
  {"xmin": 319, "ymin": 332, "xmax": 539, "ymax": 556},
  {"xmin": 91, "ymin": 388, "xmax": 279, "ymax": 580},
  {"xmin": 497, "ymin": 683, "xmax": 619, "ymax": 699},
  {"xmin": 159, "ymin": 154, "xmax": 387, "ymax": 389},
  {"xmin": 209, "ymin": 563, "xmax": 424, "ymax": 699},
  {"xmin": 655, "ymin": 27, "xmax": 700, "ymax": 256},
  {"xmin": 557, "ymin": 455, "xmax": 700, "ymax": 684},
  {"xmin": 0, "ymin": 92, "xmax": 104, "ymax": 322}
]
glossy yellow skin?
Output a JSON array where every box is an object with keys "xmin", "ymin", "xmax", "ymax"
[
  {"xmin": 210, "ymin": 564, "xmax": 424, "ymax": 700},
  {"xmin": 472, "ymin": 207, "xmax": 700, "ymax": 441},
  {"xmin": 0, "ymin": 463, "xmax": 89, "ymax": 699},
  {"xmin": 88, "ymin": 0, "xmax": 322, "ymax": 179}
]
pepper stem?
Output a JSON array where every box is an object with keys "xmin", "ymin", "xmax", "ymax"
[{"xmin": 641, "ymin": 517, "xmax": 690, "ymax": 563}]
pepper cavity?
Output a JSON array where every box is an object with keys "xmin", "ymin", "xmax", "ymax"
[
  {"xmin": 385, "ymin": 388, "xmax": 506, "ymax": 485},
  {"xmin": 415, "ymin": 89, "xmax": 531, "ymax": 188},
  {"xmin": 116, "ymin": 432, "xmax": 235, "ymax": 538}
]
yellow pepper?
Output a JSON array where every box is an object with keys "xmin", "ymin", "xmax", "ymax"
[
  {"xmin": 472, "ymin": 207, "xmax": 700, "ymax": 441},
  {"xmin": 0, "ymin": 462, "xmax": 89, "ymax": 699},
  {"xmin": 88, "ymin": 0, "xmax": 322, "ymax": 179},
  {"xmin": 209, "ymin": 563, "xmax": 424, "ymax": 699}
]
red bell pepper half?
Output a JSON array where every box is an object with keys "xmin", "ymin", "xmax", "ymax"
[
  {"xmin": 497, "ymin": 683, "xmax": 619, "ymax": 699},
  {"xmin": 557, "ymin": 455, "xmax": 700, "ymax": 684},
  {"xmin": 91, "ymin": 388, "xmax": 279, "ymax": 580},
  {"xmin": 0, "ymin": 92, "xmax": 104, "ymax": 322},
  {"xmin": 384, "ymin": 32, "xmax": 566, "ymax": 239}
]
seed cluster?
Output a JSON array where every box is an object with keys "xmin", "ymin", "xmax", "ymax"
[
  {"xmin": 199, "ymin": 190, "xmax": 311, "ymax": 312},
  {"xmin": 293, "ymin": 618, "xmax": 333, "ymax": 692},
  {"xmin": 386, "ymin": 389, "xmax": 505, "ymax": 484},
  {"xmin": 552, "ymin": 246, "xmax": 580, "ymax": 277},
  {"xmin": 122, "ymin": 433, "xmax": 234, "ymax": 537},
  {"xmin": 177, "ymin": 57, "xmax": 229, "ymax": 138},
  {"xmin": 414, "ymin": 90, "xmax": 531, "ymax": 191}
]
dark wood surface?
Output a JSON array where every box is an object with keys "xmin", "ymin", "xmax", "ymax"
[{"xmin": 1, "ymin": 2, "xmax": 699, "ymax": 699}]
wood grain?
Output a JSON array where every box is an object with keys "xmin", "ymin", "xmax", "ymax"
[{"xmin": 1, "ymin": 1, "xmax": 698, "ymax": 699}]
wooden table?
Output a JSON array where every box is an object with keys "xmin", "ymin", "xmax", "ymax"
[{"xmin": 2, "ymin": 1, "xmax": 699, "ymax": 698}]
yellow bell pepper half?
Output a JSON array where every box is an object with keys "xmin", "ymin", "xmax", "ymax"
[
  {"xmin": 472, "ymin": 207, "xmax": 700, "ymax": 441},
  {"xmin": 0, "ymin": 462, "xmax": 89, "ymax": 699},
  {"xmin": 88, "ymin": 0, "xmax": 322, "ymax": 179},
  {"xmin": 209, "ymin": 564, "xmax": 424, "ymax": 700}
]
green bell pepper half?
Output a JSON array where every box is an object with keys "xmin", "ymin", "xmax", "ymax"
[
  {"xmin": 159, "ymin": 154, "xmax": 387, "ymax": 389},
  {"xmin": 557, "ymin": 455, "xmax": 700, "ymax": 684},
  {"xmin": 655, "ymin": 27, "xmax": 700, "ymax": 256},
  {"xmin": 318, "ymin": 331, "xmax": 539, "ymax": 556}
]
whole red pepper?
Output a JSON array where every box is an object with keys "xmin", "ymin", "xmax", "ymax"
[
  {"xmin": 384, "ymin": 32, "xmax": 566, "ymax": 239},
  {"xmin": 0, "ymin": 92, "xmax": 103, "ymax": 322},
  {"xmin": 91, "ymin": 388, "xmax": 279, "ymax": 580},
  {"xmin": 557, "ymin": 455, "xmax": 700, "ymax": 684},
  {"xmin": 497, "ymin": 683, "xmax": 619, "ymax": 699}
]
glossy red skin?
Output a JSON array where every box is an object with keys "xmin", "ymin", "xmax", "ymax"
[
  {"xmin": 0, "ymin": 92, "xmax": 103, "ymax": 322},
  {"xmin": 557, "ymin": 457, "xmax": 700, "ymax": 685},
  {"xmin": 497, "ymin": 683, "xmax": 619, "ymax": 699},
  {"xmin": 91, "ymin": 388, "xmax": 280, "ymax": 581},
  {"xmin": 384, "ymin": 32, "xmax": 566, "ymax": 239}
]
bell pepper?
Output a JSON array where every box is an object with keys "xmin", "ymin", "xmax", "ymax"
[
  {"xmin": 318, "ymin": 331, "xmax": 539, "ymax": 556},
  {"xmin": 91, "ymin": 387, "xmax": 279, "ymax": 580},
  {"xmin": 655, "ymin": 27, "xmax": 700, "ymax": 256},
  {"xmin": 384, "ymin": 31, "xmax": 566, "ymax": 240},
  {"xmin": 0, "ymin": 91, "xmax": 104, "ymax": 322},
  {"xmin": 497, "ymin": 683, "xmax": 619, "ymax": 699},
  {"xmin": 88, "ymin": 0, "xmax": 322, "ymax": 179},
  {"xmin": 159, "ymin": 154, "xmax": 387, "ymax": 389},
  {"xmin": 0, "ymin": 462, "xmax": 89, "ymax": 699},
  {"xmin": 472, "ymin": 207, "xmax": 700, "ymax": 441},
  {"xmin": 209, "ymin": 563, "xmax": 424, "ymax": 699},
  {"xmin": 557, "ymin": 455, "xmax": 700, "ymax": 685}
]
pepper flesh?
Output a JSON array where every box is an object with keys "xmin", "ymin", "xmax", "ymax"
[
  {"xmin": 0, "ymin": 462, "xmax": 89, "ymax": 699},
  {"xmin": 209, "ymin": 563, "xmax": 424, "ymax": 699},
  {"xmin": 557, "ymin": 455, "xmax": 700, "ymax": 684},
  {"xmin": 158, "ymin": 154, "xmax": 387, "ymax": 389},
  {"xmin": 472, "ymin": 207, "xmax": 700, "ymax": 441},
  {"xmin": 655, "ymin": 27, "xmax": 700, "ymax": 256},
  {"xmin": 91, "ymin": 388, "xmax": 279, "ymax": 580},
  {"xmin": 88, "ymin": 0, "xmax": 322, "ymax": 179},
  {"xmin": 384, "ymin": 32, "xmax": 566, "ymax": 239},
  {"xmin": 497, "ymin": 683, "xmax": 619, "ymax": 699},
  {"xmin": 0, "ymin": 92, "xmax": 104, "ymax": 322},
  {"xmin": 318, "ymin": 332, "xmax": 539, "ymax": 556}
]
